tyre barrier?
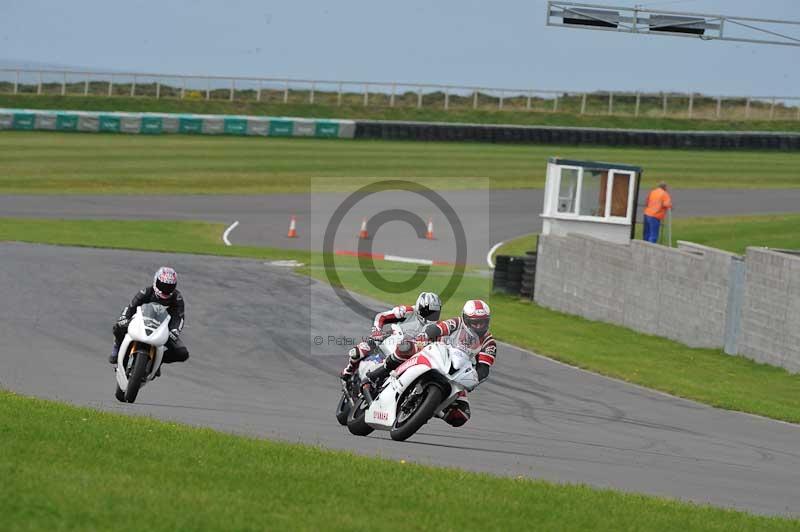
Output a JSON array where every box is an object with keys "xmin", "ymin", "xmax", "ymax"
[
  {"xmin": 519, "ymin": 252, "xmax": 538, "ymax": 301},
  {"xmin": 355, "ymin": 120, "xmax": 800, "ymax": 150}
]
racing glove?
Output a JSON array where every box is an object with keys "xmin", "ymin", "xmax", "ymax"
[
  {"xmin": 169, "ymin": 329, "xmax": 180, "ymax": 343},
  {"xmin": 476, "ymin": 363, "xmax": 490, "ymax": 382}
]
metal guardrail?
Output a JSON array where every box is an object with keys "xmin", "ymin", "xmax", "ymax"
[{"xmin": 1, "ymin": 68, "xmax": 799, "ymax": 121}]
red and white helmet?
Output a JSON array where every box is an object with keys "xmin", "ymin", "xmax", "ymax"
[
  {"xmin": 462, "ymin": 300, "xmax": 490, "ymax": 336},
  {"xmin": 153, "ymin": 266, "xmax": 177, "ymax": 300}
]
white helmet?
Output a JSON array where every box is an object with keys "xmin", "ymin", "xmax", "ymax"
[
  {"xmin": 415, "ymin": 292, "xmax": 442, "ymax": 323},
  {"xmin": 462, "ymin": 299, "xmax": 490, "ymax": 336},
  {"xmin": 153, "ymin": 266, "xmax": 178, "ymax": 300}
]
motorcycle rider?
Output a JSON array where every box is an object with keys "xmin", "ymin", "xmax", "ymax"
[
  {"xmin": 339, "ymin": 292, "xmax": 442, "ymax": 381},
  {"xmin": 108, "ymin": 266, "xmax": 189, "ymax": 370},
  {"xmin": 365, "ymin": 299, "xmax": 496, "ymax": 427}
]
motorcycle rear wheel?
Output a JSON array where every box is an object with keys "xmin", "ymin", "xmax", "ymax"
[
  {"xmin": 346, "ymin": 397, "xmax": 374, "ymax": 436},
  {"xmin": 124, "ymin": 353, "xmax": 150, "ymax": 403},
  {"xmin": 390, "ymin": 383, "xmax": 443, "ymax": 442}
]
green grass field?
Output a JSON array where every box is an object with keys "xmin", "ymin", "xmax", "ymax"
[
  {"xmin": 4, "ymin": 215, "xmax": 800, "ymax": 424},
  {"xmin": 1, "ymin": 131, "xmax": 799, "ymax": 194},
  {"xmin": 3, "ymin": 390, "xmax": 798, "ymax": 531},
  {"xmin": 3, "ymin": 93, "xmax": 800, "ymax": 132}
]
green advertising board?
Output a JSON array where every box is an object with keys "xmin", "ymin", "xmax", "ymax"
[
  {"xmin": 224, "ymin": 118, "xmax": 248, "ymax": 135},
  {"xmin": 55, "ymin": 114, "xmax": 78, "ymax": 131},
  {"xmin": 315, "ymin": 121, "xmax": 340, "ymax": 138},
  {"xmin": 140, "ymin": 116, "xmax": 163, "ymax": 134},
  {"xmin": 12, "ymin": 113, "xmax": 35, "ymax": 130},
  {"xmin": 269, "ymin": 120, "xmax": 294, "ymax": 136},
  {"xmin": 99, "ymin": 115, "xmax": 121, "ymax": 132},
  {"xmin": 179, "ymin": 117, "xmax": 203, "ymax": 134}
]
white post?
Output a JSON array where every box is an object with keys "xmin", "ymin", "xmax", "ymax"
[
  {"xmin": 83, "ymin": 77, "xmax": 89, "ymax": 96},
  {"xmin": 444, "ymin": 88, "xmax": 449, "ymax": 110},
  {"xmin": 770, "ymin": 98, "xmax": 776, "ymax": 120},
  {"xmin": 634, "ymin": 92, "xmax": 640, "ymax": 117},
  {"xmin": 745, "ymin": 97, "xmax": 751, "ymax": 118},
  {"xmin": 14, "ymin": 70, "xmax": 19, "ymax": 94},
  {"xmin": 390, "ymin": 83, "xmax": 396, "ymax": 107},
  {"xmin": 553, "ymin": 94, "xmax": 559, "ymax": 112},
  {"xmin": 473, "ymin": 90, "xmax": 478, "ymax": 109},
  {"xmin": 107, "ymin": 74, "xmax": 113, "ymax": 96},
  {"xmin": 715, "ymin": 96, "xmax": 722, "ymax": 119},
  {"xmin": 309, "ymin": 81, "xmax": 315, "ymax": 104},
  {"xmin": 37, "ymin": 71, "xmax": 42, "ymax": 95},
  {"xmin": 526, "ymin": 91, "xmax": 532, "ymax": 110},
  {"xmin": 61, "ymin": 72, "xmax": 66, "ymax": 96},
  {"xmin": 608, "ymin": 92, "xmax": 613, "ymax": 115},
  {"xmin": 688, "ymin": 92, "xmax": 694, "ymax": 118},
  {"xmin": 337, "ymin": 83, "xmax": 343, "ymax": 106},
  {"xmin": 283, "ymin": 81, "xmax": 289, "ymax": 103},
  {"xmin": 363, "ymin": 84, "xmax": 369, "ymax": 106},
  {"xmin": 206, "ymin": 78, "xmax": 210, "ymax": 100},
  {"xmin": 256, "ymin": 79, "xmax": 261, "ymax": 102},
  {"xmin": 417, "ymin": 87, "xmax": 423, "ymax": 109},
  {"xmin": 131, "ymin": 75, "xmax": 136, "ymax": 97},
  {"xmin": 662, "ymin": 93, "xmax": 668, "ymax": 116},
  {"xmin": 181, "ymin": 77, "xmax": 186, "ymax": 99},
  {"xmin": 581, "ymin": 92, "xmax": 587, "ymax": 115},
  {"xmin": 156, "ymin": 80, "xmax": 161, "ymax": 99},
  {"xmin": 229, "ymin": 79, "xmax": 234, "ymax": 101},
  {"xmin": 499, "ymin": 90, "xmax": 504, "ymax": 110}
]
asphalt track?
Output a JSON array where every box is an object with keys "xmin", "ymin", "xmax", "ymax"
[
  {"xmin": 3, "ymin": 188, "xmax": 800, "ymax": 265},
  {"xmin": 2, "ymin": 242, "xmax": 799, "ymax": 517}
]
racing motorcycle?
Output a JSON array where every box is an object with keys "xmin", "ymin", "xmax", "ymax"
[
  {"xmin": 114, "ymin": 303, "xmax": 170, "ymax": 403},
  {"xmin": 335, "ymin": 328, "xmax": 403, "ymax": 425},
  {"xmin": 345, "ymin": 338, "xmax": 480, "ymax": 441}
]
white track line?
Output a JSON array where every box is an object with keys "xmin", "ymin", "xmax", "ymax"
[
  {"xmin": 486, "ymin": 240, "xmax": 505, "ymax": 269},
  {"xmin": 222, "ymin": 220, "xmax": 239, "ymax": 246}
]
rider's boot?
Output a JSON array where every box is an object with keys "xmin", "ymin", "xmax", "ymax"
[
  {"xmin": 108, "ymin": 344, "xmax": 120, "ymax": 365},
  {"xmin": 365, "ymin": 356, "xmax": 401, "ymax": 387}
]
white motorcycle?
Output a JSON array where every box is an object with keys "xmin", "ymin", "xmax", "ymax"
[
  {"xmin": 114, "ymin": 303, "xmax": 169, "ymax": 403},
  {"xmin": 346, "ymin": 335, "xmax": 480, "ymax": 441},
  {"xmin": 335, "ymin": 327, "xmax": 406, "ymax": 425}
]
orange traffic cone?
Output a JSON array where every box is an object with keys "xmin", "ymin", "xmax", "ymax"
[
  {"xmin": 425, "ymin": 217, "xmax": 434, "ymax": 240},
  {"xmin": 358, "ymin": 217, "xmax": 369, "ymax": 239},
  {"xmin": 287, "ymin": 216, "xmax": 298, "ymax": 238}
]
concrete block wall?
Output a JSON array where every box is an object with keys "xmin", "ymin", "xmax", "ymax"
[
  {"xmin": 534, "ymin": 234, "xmax": 737, "ymax": 348},
  {"xmin": 738, "ymin": 248, "xmax": 800, "ymax": 373}
]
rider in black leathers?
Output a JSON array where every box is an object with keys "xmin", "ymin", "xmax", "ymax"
[{"xmin": 108, "ymin": 267, "xmax": 189, "ymax": 367}]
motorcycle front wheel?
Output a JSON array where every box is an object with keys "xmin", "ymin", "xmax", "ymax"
[
  {"xmin": 346, "ymin": 397, "xmax": 374, "ymax": 436},
  {"xmin": 390, "ymin": 382, "xmax": 443, "ymax": 442},
  {"xmin": 124, "ymin": 353, "xmax": 149, "ymax": 403}
]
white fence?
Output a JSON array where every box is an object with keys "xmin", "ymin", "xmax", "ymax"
[{"xmin": 2, "ymin": 68, "xmax": 799, "ymax": 121}]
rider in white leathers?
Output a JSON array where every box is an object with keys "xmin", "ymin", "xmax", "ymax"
[{"xmin": 339, "ymin": 292, "xmax": 442, "ymax": 380}]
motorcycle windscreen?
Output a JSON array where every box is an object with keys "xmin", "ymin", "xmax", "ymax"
[
  {"xmin": 447, "ymin": 324, "xmax": 481, "ymax": 358},
  {"xmin": 141, "ymin": 303, "xmax": 169, "ymax": 336}
]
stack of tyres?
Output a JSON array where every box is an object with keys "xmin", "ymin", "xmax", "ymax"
[
  {"xmin": 519, "ymin": 252, "xmax": 538, "ymax": 301},
  {"xmin": 506, "ymin": 257, "xmax": 524, "ymax": 295},
  {"xmin": 492, "ymin": 256, "xmax": 510, "ymax": 293}
]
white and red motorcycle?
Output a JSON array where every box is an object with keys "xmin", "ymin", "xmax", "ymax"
[
  {"xmin": 114, "ymin": 303, "xmax": 169, "ymax": 403},
  {"xmin": 346, "ymin": 333, "xmax": 480, "ymax": 441}
]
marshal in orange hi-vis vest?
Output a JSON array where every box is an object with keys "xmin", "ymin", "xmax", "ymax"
[{"xmin": 644, "ymin": 187, "xmax": 673, "ymax": 220}]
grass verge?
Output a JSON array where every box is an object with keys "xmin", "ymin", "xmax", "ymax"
[
  {"xmin": 3, "ymin": 216, "xmax": 800, "ymax": 424},
  {"xmin": 3, "ymin": 93, "xmax": 800, "ymax": 132},
  {"xmin": 2, "ymin": 131, "xmax": 800, "ymax": 194},
  {"xmin": 2, "ymin": 389, "xmax": 797, "ymax": 531}
]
